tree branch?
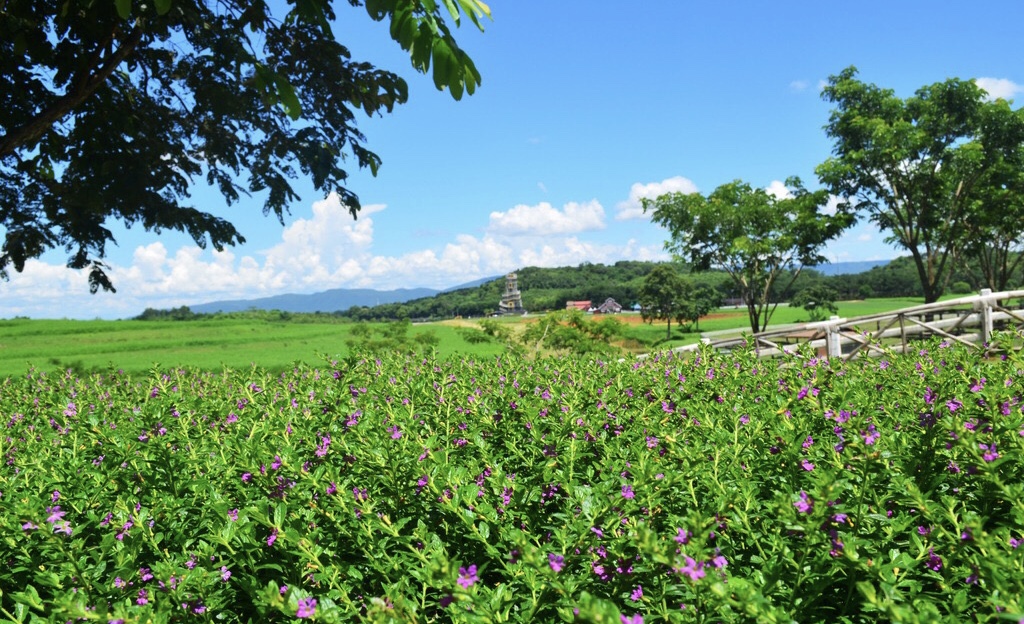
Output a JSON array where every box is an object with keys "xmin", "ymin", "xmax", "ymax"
[{"xmin": 0, "ymin": 23, "xmax": 146, "ymax": 158}]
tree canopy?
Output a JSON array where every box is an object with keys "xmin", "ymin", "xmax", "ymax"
[
  {"xmin": 816, "ymin": 66, "xmax": 1024, "ymax": 302},
  {"xmin": 643, "ymin": 178, "xmax": 851, "ymax": 334},
  {"xmin": 637, "ymin": 263, "xmax": 691, "ymax": 340},
  {"xmin": 0, "ymin": 0, "xmax": 490, "ymax": 291}
]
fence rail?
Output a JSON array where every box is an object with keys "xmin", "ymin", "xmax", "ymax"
[{"xmin": 648, "ymin": 289, "xmax": 1024, "ymax": 361}]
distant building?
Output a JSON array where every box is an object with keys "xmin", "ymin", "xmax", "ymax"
[
  {"xmin": 497, "ymin": 272, "xmax": 525, "ymax": 315},
  {"xmin": 565, "ymin": 300, "xmax": 592, "ymax": 312},
  {"xmin": 596, "ymin": 298, "xmax": 622, "ymax": 314}
]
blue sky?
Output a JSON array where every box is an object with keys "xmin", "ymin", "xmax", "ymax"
[{"xmin": 3, "ymin": 1, "xmax": 1023, "ymax": 318}]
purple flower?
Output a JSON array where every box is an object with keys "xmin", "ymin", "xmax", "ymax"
[
  {"xmin": 457, "ymin": 564, "xmax": 478, "ymax": 588},
  {"xmin": 802, "ymin": 435, "xmax": 814, "ymax": 448},
  {"xmin": 621, "ymin": 485, "xmax": 635, "ymax": 499},
  {"xmin": 801, "ymin": 459, "xmax": 815, "ymax": 472},
  {"xmin": 970, "ymin": 378, "xmax": 986, "ymax": 392},
  {"xmin": 45, "ymin": 506, "xmax": 66, "ymax": 524},
  {"xmin": 326, "ymin": 481, "xmax": 337, "ymax": 496},
  {"xmin": 980, "ymin": 443, "xmax": 999, "ymax": 462},
  {"xmin": 267, "ymin": 528, "xmax": 278, "ymax": 547},
  {"xmin": 51, "ymin": 490, "xmax": 60, "ymax": 503},
  {"xmin": 548, "ymin": 553, "xmax": 565, "ymax": 573},
  {"xmin": 388, "ymin": 425, "xmax": 402, "ymax": 439},
  {"xmin": 21, "ymin": 522, "xmax": 38, "ymax": 531},
  {"xmin": 630, "ymin": 585, "xmax": 643, "ymax": 601},
  {"xmin": 241, "ymin": 472, "xmax": 252, "ymax": 483},
  {"xmin": 925, "ymin": 548, "xmax": 943, "ymax": 572},
  {"xmin": 674, "ymin": 528, "xmax": 690, "ymax": 544},
  {"xmin": 220, "ymin": 566, "xmax": 231, "ymax": 582},
  {"xmin": 794, "ymin": 490, "xmax": 813, "ymax": 515},
  {"xmin": 946, "ymin": 398, "xmax": 963, "ymax": 413},
  {"xmin": 861, "ymin": 424, "xmax": 880, "ymax": 446},
  {"xmin": 140, "ymin": 567, "xmax": 154, "ymax": 582},
  {"xmin": 917, "ymin": 525, "xmax": 932, "ymax": 536},
  {"xmin": 296, "ymin": 597, "xmax": 317, "ymax": 618},
  {"xmin": 621, "ymin": 615, "xmax": 644, "ymax": 624},
  {"xmin": 228, "ymin": 508, "xmax": 238, "ymax": 522},
  {"xmin": 675, "ymin": 556, "xmax": 705, "ymax": 581},
  {"xmin": 136, "ymin": 589, "xmax": 149, "ymax": 605}
]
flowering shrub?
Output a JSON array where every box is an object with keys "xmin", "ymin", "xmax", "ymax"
[{"xmin": 2, "ymin": 336, "xmax": 1024, "ymax": 622}]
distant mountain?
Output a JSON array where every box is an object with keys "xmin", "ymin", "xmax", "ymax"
[
  {"xmin": 189, "ymin": 287, "xmax": 441, "ymax": 315},
  {"xmin": 815, "ymin": 260, "xmax": 891, "ymax": 276},
  {"xmin": 442, "ymin": 275, "xmax": 502, "ymax": 292},
  {"xmin": 186, "ymin": 274, "xmax": 504, "ymax": 315}
]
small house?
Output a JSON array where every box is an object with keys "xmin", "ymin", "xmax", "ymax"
[
  {"xmin": 566, "ymin": 300, "xmax": 592, "ymax": 312},
  {"xmin": 596, "ymin": 298, "xmax": 622, "ymax": 314}
]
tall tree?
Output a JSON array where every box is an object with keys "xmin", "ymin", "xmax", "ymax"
[
  {"xmin": 0, "ymin": 0, "xmax": 489, "ymax": 291},
  {"xmin": 961, "ymin": 99, "xmax": 1024, "ymax": 291},
  {"xmin": 644, "ymin": 179, "xmax": 849, "ymax": 334},
  {"xmin": 637, "ymin": 263, "xmax": 691, "ymax": 340},
  {"xmin": 816, "ymin": 66, "xmax": 1024, "ymax": 303}
]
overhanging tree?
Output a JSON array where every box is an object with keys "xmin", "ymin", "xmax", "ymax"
[
  {"xmin": 816, "ymin": 66, "xmax": 1024, "ymax": 303},
  {"xmin": 644, "ymin": 178, "xmax": 851, "ymax": 335},
  {"xmin": 0, "ymin": 0, "xmax": 490, "ymax": 291}
]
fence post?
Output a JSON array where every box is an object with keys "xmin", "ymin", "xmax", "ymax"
[
  {"xmin": 825, "ymin": 316, "xmax": 842, "ymax": 359},
  {"xmin": 978, "ymin": 288, "xmax": 994, "ymax": 345}
]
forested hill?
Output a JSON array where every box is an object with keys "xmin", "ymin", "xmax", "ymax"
[
  {"xmin": 340, "ymin": 261, "xmax": 661, "ymax": 321},
  {"xmin": 337, "ymin": 255, "xmax": 1011, "ymax": 322}
]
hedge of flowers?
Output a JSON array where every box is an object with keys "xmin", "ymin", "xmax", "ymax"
[{"xmin": 2, "ymin": 334, "xmax": 1024, "ymax": 623}]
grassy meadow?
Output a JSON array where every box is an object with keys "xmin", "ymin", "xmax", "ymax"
[{"xmin": 0, "ymin": 297, "xmax": 949, "ymax": 378}]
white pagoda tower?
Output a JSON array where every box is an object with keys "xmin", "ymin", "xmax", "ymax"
[{"xmin": 497, "ymin": 272, "xmax": 525, "ymax": 314}]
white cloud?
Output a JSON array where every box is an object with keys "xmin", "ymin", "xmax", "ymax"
[
  {"xmin": 615, "ymin": 176, "xmax": 698, "ymax": 220},
  {"xmin": 487, "ymin": 200, "xmax": 605, "ymax": 236},
  {"xmin": 790, "ymin": 80, "xmax": 809, "ymax": 92},
  {"xmin": 857, "ymin": 233, "xmax": 872, "ymax": 242},
  {"xmin": 764, "ymin": 180, "xmax": 792, "ymax": 199},
  {"xmin": 975, "ymin": 77, "xmax": 1023, "ymax": 101},
  {"xmin": 1, "ymin": 191, "xmax": 675, "ymax": 318}
]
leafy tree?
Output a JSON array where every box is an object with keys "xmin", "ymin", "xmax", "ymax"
[
  {"xmin": 816, "ymin": 66, "xmax": 1024, "ymax": 303},
  {"xmin": 790, "ymin": 284, "xmax": 839, "ymax": 322},
  {"xmin": 637, "ymin": 264, "xmax": 692, "ymax": 340},
  {"xmin": 961, "ymin": 141, "xmax": 1024, "ymax": 290},
  {"xmin": 644, "ymin": 179, "xmax": 850, "ymax": 334},
  {"xmin": 0, "ymin": 0, "xmax": 489, "ymax": 291},
  {"xmin": 686, "ymin": 284, "xmax": 723, "ymax": 331}
]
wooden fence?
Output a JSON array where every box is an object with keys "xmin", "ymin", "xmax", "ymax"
[{"xmin": 651, "ymin": 289, "xmax": 1024, "ymax": 361}]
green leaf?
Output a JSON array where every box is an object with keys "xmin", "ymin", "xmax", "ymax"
[
  {"xmin": 274, "ymin": 75, "xmax": 302, "ymax": 121},
  {"xmin": 114, "ymin": 0, "xmax": 131, "ymax": 19},
  {"xmin": 153, "ymin": 0, "xmax": 172, "ymax": 15}
]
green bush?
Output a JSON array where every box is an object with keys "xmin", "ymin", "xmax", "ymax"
[{"xmin": 3, "ymin": 335, "xmax": 1024, "ymax": 622}]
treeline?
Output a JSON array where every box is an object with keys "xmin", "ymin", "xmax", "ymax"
[
  {"xmin": 135, "ymin": 254, "xmax": 1022, "ymax": 323},
  {"xmin": 337, "ymin": 255, "xmax": 1021, "ymax": 322}
]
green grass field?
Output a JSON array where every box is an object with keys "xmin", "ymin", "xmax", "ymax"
[
  {"xmin": 0, "ymin": 317, "xmax": 504, "ymax": 378},
  {"xmin": 0, "ymin": 297, "xmax": 945, "ymax": 378}
]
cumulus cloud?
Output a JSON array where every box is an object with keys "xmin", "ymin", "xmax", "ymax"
[
  {"xmin": 615, "ymin": 176, "xmax": 698, "ymax": 220},
  {"xmin": 486, "ymin": 200, "xmax": 605, "ymax": 236},
  {"xmin": 764, "ymin": 180, "xmax": 792, "ymax": 199},
  {"xmin": 1, "ymin": 190, "xmax": 676, "ymax": 318},
  {"xmin": 975, "ymin": 77, "xmax": 1023, "ymax": 101}
]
